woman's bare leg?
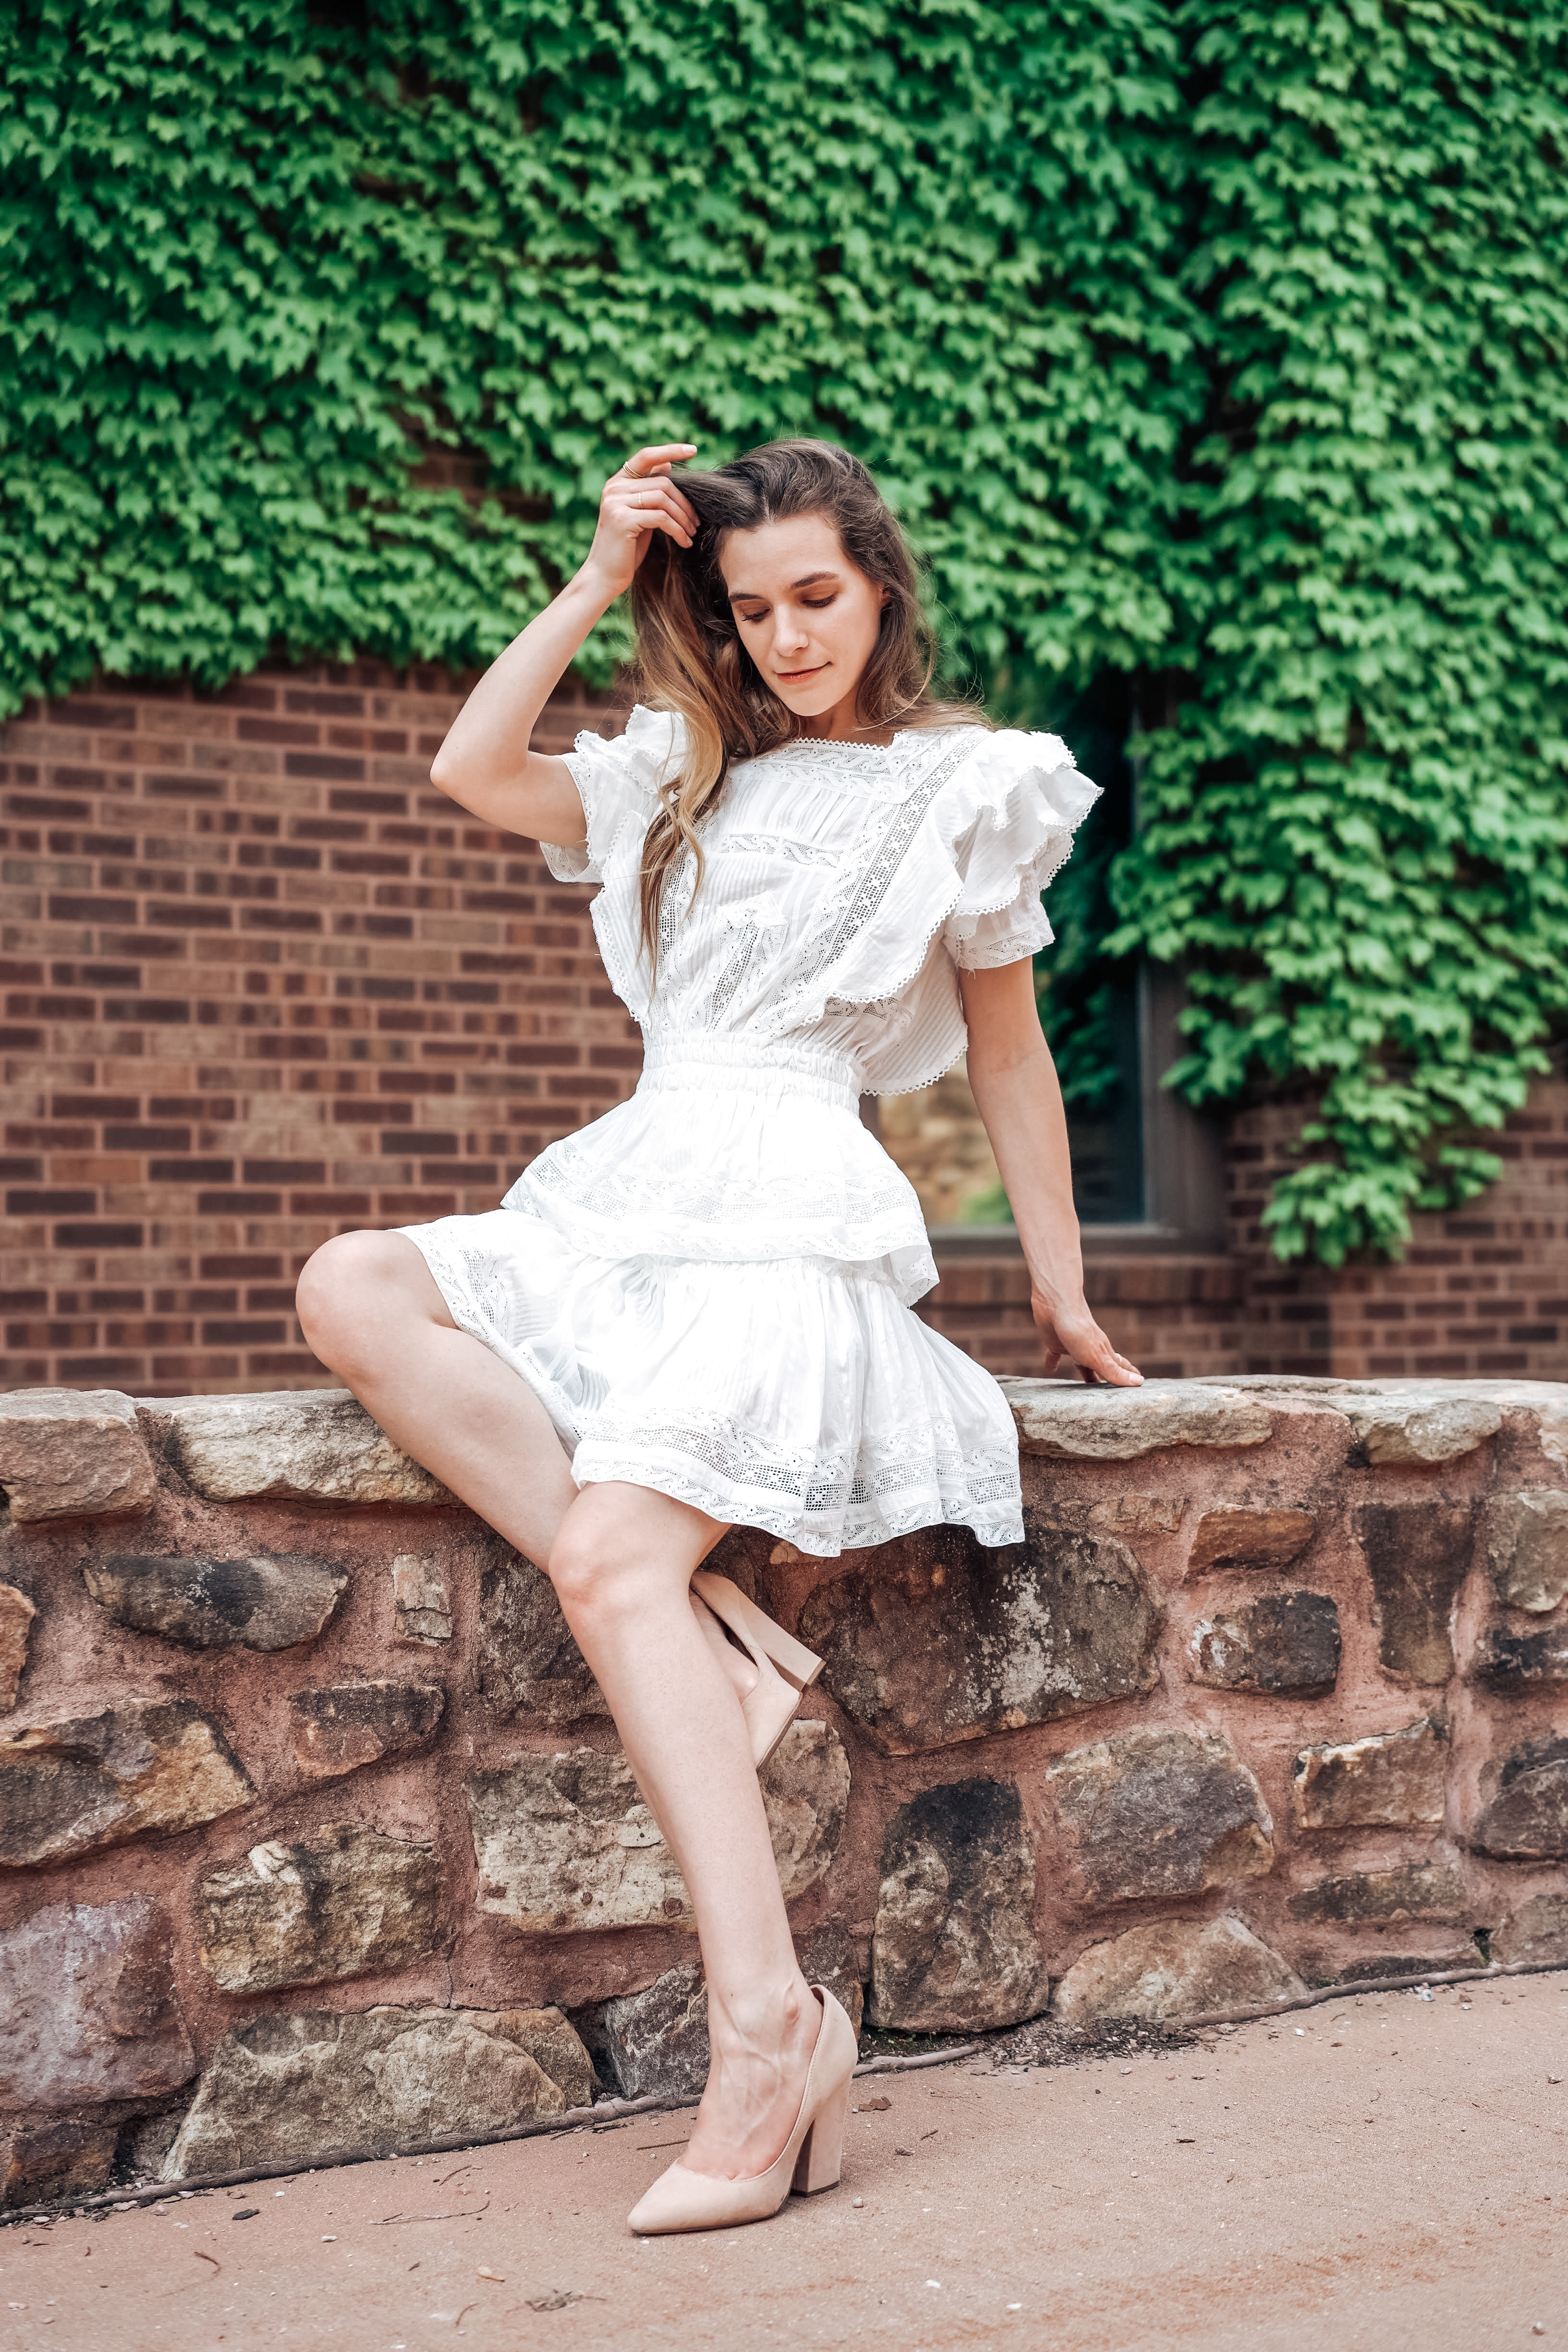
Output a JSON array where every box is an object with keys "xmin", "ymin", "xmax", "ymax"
[
  {"xmin": 548, "ymin": 1479, "xmax": 817, "ymax": 2180},
  {"xmin": 297, "ymin": 1230, "xmax": 580, "ymax": 1565},
  {"xmin": 297, "ymin": 1232, "xmax": 816, "ymax": 2175},
  {"xmin": 297, "ymin": 1231, "xmax": 755, "ymax": 1705}
]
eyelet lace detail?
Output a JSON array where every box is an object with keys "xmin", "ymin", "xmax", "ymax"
[{"xmin": 574, "ymin": 1412, "xmax": 1024, "ymax": 1556}]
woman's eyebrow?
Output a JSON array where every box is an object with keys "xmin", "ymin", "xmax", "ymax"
[{"xmin": 727, "ymin": 570, "xmax": 840, "ymax": 604}]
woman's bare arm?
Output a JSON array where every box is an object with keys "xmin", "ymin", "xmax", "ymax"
[
  {"xmin": 428, "ymin": 445, "xmax": 699, "ymax": 841},
  {"xmin": 960, "ymin": 958, "xmax": 1143, "ymax": 1385}
]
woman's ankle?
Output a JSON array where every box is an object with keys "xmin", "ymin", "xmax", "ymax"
[{"xmin": 707, "ymin": 1969, "xmax": 816, "ymax": 2059}]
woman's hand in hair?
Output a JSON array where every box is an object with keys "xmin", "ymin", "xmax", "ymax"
[
  {"xmin": 427, "ymin": 444, "xmax": 695, "ymax": 836},
  {"xmin": 580, "ymin": 446, "xmax": 700, "ymax": 603}
]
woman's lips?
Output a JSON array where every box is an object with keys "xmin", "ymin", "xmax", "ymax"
[{"xmin": 775, "ymin": 664, "xmax": 827, "ymax": 684}]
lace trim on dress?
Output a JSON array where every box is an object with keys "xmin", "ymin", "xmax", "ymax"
[
  {"xmin": 722, "ymin": 832, "xmax": 842, "ymax": 868},
  {"xmin": 573, "ymin": 1408, "xmax": 1024, "ymax": 1555},
  {"xmin": 708, "ymin": 911, "xmax": 762, "ymax": 1026},
  {"xmin": 732, "ymin": 728, "xmax": 943, "ymax": 805},
  {"xmin": 754, "ymin": 737, "xmax": 977, "ymax": 1047},
  {"xmin": 540, "ymin": 752, "xmax": 600, "ymax": 885}
]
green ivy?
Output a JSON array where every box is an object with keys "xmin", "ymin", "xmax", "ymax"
[
  {"xmin": 3, "ymin": 0, "xmax": 1566, "ymax": 1261},
  {"xmin": 1107, "ymin": 2, "xmax": 1568, "ymax": 1263}
]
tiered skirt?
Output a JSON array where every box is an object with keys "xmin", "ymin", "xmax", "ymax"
[{"xmin": 399, "ymin": 1036, "xmax": 1023, "ymax": 1556}]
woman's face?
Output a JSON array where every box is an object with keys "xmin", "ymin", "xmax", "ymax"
[{"xmin": 719, "ymin": 513, "xmax": 886, "ymax": 734}]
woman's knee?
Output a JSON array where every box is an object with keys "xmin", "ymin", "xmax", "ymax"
[
  {"xmin": 547, "ymin": 1521, "xmax": 641, "ymax": 1627},
  {"xmin": 295, "ymin": 1229, "xmax": 409, "ymax": 1371}
]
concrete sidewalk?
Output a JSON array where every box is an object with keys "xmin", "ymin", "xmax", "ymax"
[{"xmin": 3, "ymin": 1970, "xmax": 1565, "ymax": 2352}]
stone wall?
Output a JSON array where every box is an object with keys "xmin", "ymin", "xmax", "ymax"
[{"xmin": 1, "ymin": 1375, "xmax": 1566, "ymax": 2206}]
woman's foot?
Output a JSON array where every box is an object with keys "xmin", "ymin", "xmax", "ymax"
[{"xmin": 681, "ymin": 1973, "xmax": 823, "ymax": 2181}]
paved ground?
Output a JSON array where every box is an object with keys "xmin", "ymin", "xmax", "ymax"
[{"xmin": 2, "ymin": 1971, "xmax": 1564, "ymax": 2352}]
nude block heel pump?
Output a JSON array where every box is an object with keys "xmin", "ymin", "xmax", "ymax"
[
  {"xmin": 690, "ymin": 1570, "xmax": 824, "ymax": 1770},
  {"xmin": 627, "ymin": 1985, "xmax": 857, "ymax": 2236},
  {"xmin": 791, "ymin": 2070, "xmax": 851, "ymax": 2195}
]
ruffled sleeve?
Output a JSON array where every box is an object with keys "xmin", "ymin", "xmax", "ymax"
[
  {"xmin": 540, "ymin": 705, "xmax": 684, "ymax": 884},
  {"xmin": 939, "ymin": 729, "xmax": 1100, "ymax": 970}
]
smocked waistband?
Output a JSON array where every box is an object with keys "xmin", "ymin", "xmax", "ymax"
[{"xmin": 638, "ymin": 1033, "xmax": 862, "ymax": 1112}]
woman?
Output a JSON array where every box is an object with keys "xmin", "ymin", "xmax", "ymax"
[{"xmin": 296, "ymin": 436, "xmax": 1142, "ymax": 2236}]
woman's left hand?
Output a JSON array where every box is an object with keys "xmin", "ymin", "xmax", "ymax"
[{"xmin": 1031, "ymin": 1294, "xmax": 1143, "ymax": 1385}]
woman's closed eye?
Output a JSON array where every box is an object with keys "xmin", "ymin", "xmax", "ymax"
[{"xmin": 738, "ymin": 597, "xmax": 837, "ymax": 623}]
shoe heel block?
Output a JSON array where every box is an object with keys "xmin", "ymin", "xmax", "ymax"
[
  {"xmin": 692, "ymin": 1570, "xmax": 824, "ymax": 1690},
  {"xmin": 791, "ymin": 2073, "xmax": 851, "ymax": 2195}
]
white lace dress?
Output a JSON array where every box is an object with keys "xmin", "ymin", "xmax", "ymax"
[{"xmin": 398, "ymin": 708, "xmax": 1099, "ymax": 1555}]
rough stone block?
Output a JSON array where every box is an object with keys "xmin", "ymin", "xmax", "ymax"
[
  {"xmin": 1331, "ymin": 1388, "xmax": 1502, "ymax": 1465},
  {"xmin": 1485, "ymin": 1491, "xmax": 1568, "ymax": 1614},
  {"xmin": 764, "ymin": 1721, "xmax": 851, "ymax": 1903},
  {"xmin": 1044, "ymin": 1731, "xmax": 1275, "ymax": 1905},
  {"xmin": 122, "ymin": 2104, "xmax": 194, "ymax": 2182},
  {"xmin": 3, "ymin": 2117, "xmax": 120, "ymax": 2208},
  {"xmin": 477, "ymin": 1549, "xmax": 606, "ymax": 1724},
  {"xmin": 1491, "ymin": 1891, "xmax": 1568, "ymax": 1966},
  {"xmin": 1002, "ymin": 1379, "xmax": 1271, "ymax": 1460},
  {"xmin": 0, "ymin": 1389, "xmax": 157, "ymax": 1522},
  {"xmin": 195, "ymin": 1825, "xmax": 445, "ymax": 1993},
  {"xmin": 0, "ymin": 1582, "xmax": 36, "ymax": 1709},
  {"xmin": 798, "ymin": 1919, "xmax": 867, "ymax": 2039},
  {"xmin": 288, "ymin": 1682, "xmax": 446, "ymax": 1779},
  {"xmin": 83, "ymin": 1552, "xmax": 346, "ymax": 1652},
  {"xmin": 1189, "ymin": 1592, "xmax": 1341, "ymax": 1696},
  {"xmin": 467, "ymin": 1720, "xmax": 848, "ymax": 1932},
  {"xmin": 870, "ymin": 1778, "xmax": 1046, "ymax": 2033},
  {"xmin": 1185, "ymin": 1506, "xmax": 1315, "ymax": 1574},
  {"xmin": 0, "ymin": 1701, "xmax": 254, "ymax": 1867},
  {"xmin": 0, "ymin": 1895, "xmax": 194, "ymax": 2106},
  {"xmin": 490, "ymin": 2006, "xmax": 597, "ymax": 2110},
  {"xmin": 1356, "ymin": 1501, "xmax": 1476, "ymax": 1684},
  {"xmin": 1469, "ymin": 1625, "xmax": 1568, "ymax": 1688},
  {"xmin": 596, "ymin": 1963, "xmax": 710, "ymax": 2100},
  {"xmin": 1052, "ymin": 1917, "xmax": 1304, "ymax": 2026},
  {"xmin": 161, "ymin": 1391, "xmax": 452, "ymax": 1506},
  {"xmin": 1047, "ymin": 1493, "xmax": 1188, "ymax": 1538},
  {"xmin": 1469, "ymin": 1737, "xmax": 1568, "ymax": 1860},
  {"xmin": 391, "ymin": 1554, "xmax": 453, "ymax": 1645},
  {"xmin": 797, "ymin": 1517, "xmax": 1160, "ymax": 1756},
  {"xmin": 1286, "ymin": 1863, "xmax": 1470, "ymax": 1924},
  {"xmin": 164, "ymin": 2005, "xmax": 566, "ymax": 2179},
  {"xmin": 1294, "ymin": 1718, "xmax": 1446, "ymax": 1830}
]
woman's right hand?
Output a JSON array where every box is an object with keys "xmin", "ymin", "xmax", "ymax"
[{"xmin": 578, "ymin": 445, "xmax": 700, "ymax": 603}]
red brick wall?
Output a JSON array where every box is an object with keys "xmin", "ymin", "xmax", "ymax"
[
  {"xmin": 916, "ymin": 1253, "xmax": 1247, "ymax": 1380},
  {"xmin": 1225, "ymin": 1072, "xmax": 1568, "ymax": 1381},
  {"xmin": 3, "ymin": 664, "xmax": 1564, "ymax": 1393},
  {"xmin": 0, "ymin": 664, "xmax": 638, "ymax": 1393}
]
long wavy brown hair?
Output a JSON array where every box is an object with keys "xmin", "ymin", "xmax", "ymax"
[{"xmin": 630, "ymin": 437, "xmax": 984, "ymax": 970}]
